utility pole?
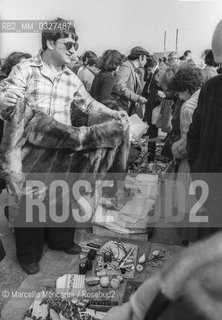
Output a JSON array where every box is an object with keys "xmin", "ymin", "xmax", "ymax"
[
  {"xmin": 164, "ymin": 30, "xmax": 166, "ymax": 55},
  {"xmin": 175, "ymin": 28, "xmax": 179, "ymax": 52}
]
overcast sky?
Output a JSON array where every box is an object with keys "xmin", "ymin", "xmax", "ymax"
[{"xmin": 0, "ymin": 0, "xmax": 222, "ymax": 58}]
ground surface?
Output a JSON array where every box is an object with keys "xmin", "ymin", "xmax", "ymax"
[{"xmin": 0, "ymin": 180, "xmax": 183, "ymax": 315}]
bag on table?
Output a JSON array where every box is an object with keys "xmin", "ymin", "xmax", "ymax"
[
  {"xmin": 155, "ymin": 99, "xmax": 173, "ymax": 132},
  {"xmin": 151, "ymin": 105, "xmax": 162, "ymax": 125}
]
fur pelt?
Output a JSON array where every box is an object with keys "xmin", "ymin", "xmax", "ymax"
[{"xmin": 0, "ymin": 99, "xmax": 130, "ymax": 200}]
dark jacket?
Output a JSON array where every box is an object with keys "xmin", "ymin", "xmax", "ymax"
[
  {"xmin": 187, "ymin": 75, "xmax": 222, "ymax": 173},
  {"xmin": 143, "ymin": 68, "xmax": 161, "ymax": 137},
  {"xmin": 187, "ymin": 75, "xmax": 222, "ymax": 225},
  {"xmin": 90, "ymin": 71, "xmax": 118, "ymax": 109}
]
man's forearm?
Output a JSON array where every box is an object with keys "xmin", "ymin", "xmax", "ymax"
[
  {"xmin": 91, "ymin": 98, "xmax": 116, "ymax": 118},
  {"xmin": 99, "ymin": 102, "xmax": 115, "ymax": 116},
  {"xmin": 0, "ymin": 93, "xmax": 5, "ymax": 113},
  {"xmin": 116, "ymin": 84, "xmax": 140, "ymax": 103}
]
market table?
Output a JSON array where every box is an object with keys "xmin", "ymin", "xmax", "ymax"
[{"xmin": 1, "ymin": 231, "xmax": 181, "ymax": 320}]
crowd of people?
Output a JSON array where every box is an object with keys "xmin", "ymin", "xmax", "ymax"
[
  {"xmin": 0, "ymin": 16, "xmax": 222, "ymax": 266},
  {"xmin": 1, "ymin": 15, "xmax": 222, "ymax": 320}
]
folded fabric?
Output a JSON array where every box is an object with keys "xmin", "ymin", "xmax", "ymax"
[{"xmin": 119, "ymin": 197, "xmax": 155, "ymax": 218}]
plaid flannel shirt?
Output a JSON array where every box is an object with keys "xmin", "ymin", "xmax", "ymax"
[{"xmin": 0, "ymin": 53, "xmax": 105, "ymax": 125}]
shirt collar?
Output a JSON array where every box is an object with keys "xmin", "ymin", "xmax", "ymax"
[
  {"xmin": 30, "ymin": 51, "xmax": 73, "ymax": 75},
  {"xmin": 30, "ymin": 52, "xmax": 43, "ymax": 67}
]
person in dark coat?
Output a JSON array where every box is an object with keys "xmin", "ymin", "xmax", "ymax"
[
  {"xmin": 143, "ymin": 67, "xmax": 161, "ymax": 161},
  {"xmin": 187, "ymin": 19, "xmax": 222, "ymax": 237},
  {"xmin": 89, "ymin": 49, "xmax": 124, "ymax": 125},
  {"xmin": 158, "ymin": 65, "xmax": 182, "ymax": 160},
  {"xmin": 91, "ymin": 50, "xmax": 123, "ymax": 107}
]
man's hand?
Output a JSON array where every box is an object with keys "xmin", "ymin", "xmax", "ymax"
[
  {"xmin": 1, "ymin": 90, "xmax": 25, "ymax": 108},
  {"xmin": 119, "ymin": 110, "xmax": 129, "ymax": 120},
  {"xmin": 138, "ymin": 96, "xmax": 147, "ymax": 105},
  {"xmin": 157, "ymin": 90, "xmax": 166, "ymax": 99},
  {"xmin": 111, "ymin": 110, "xmax": 129, "ymax": 121},
  {"xmin": 111, "ymin": 110, "xmax": 122, "ymax": 120}
]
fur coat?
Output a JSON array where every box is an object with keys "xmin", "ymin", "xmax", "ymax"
[{"xmin": 0, "ymin": 99, "xmax": 130, "ymax": 202}]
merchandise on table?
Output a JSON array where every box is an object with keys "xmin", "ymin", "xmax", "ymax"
[
  {"xmin": 147, "ymin": 249, "xmax": 172, "ymax": 267},
  {"xmin": 95, "ymin": 240, "xmax": 138, "ymax": 279},
  {"xmin": 136, "ymin": 249, "xmax": 172, "ymax": 268},
  {"xmin": 56, "ymin": 274, "xmax": 85, "ymax": 297},
  {"xmin": 23, "ymin": 291, "xmax": 105, "ymax": 320},
  {"xmin": 128, "ymin": 139, "xmax": 171, "ymax": 177}
]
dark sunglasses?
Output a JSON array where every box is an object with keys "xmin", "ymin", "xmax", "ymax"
[{"xmin": 57, "ymin": 41, "xmax": 79, "ymax": 51}]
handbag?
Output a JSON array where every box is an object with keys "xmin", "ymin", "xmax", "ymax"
[
  {"xmin": 159, "ymin": 99, "xmax": 173, "ymax": 132},
  {"xmin": 154, "ymin": 100, "xmax": 173, "ymax": 132},
  {"xmin": 151, "ymin": 105, "xmax": 162, "ymax": 125}
]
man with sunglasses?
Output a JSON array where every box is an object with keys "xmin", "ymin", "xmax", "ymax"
[
  {"xmin": 0, "ymin": 17, "xmax": 124, "ymax": 275},
  {"xmin": 0, "ymin": 17, "xmax": 121, "ymax": 126}
]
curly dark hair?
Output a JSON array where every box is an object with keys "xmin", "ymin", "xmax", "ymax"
[
  {"xmin": 1, "ymin": 51, "xmax": 31, "ymax": 76},
  {"xmin": 99, "ymin": 49, "xmax": 124, "ymax": 72},
  {"xmin": 158, "ymin": 64, "xmax": 180, "ymax": 91},
  {"xmin": 171, "ymin": 65, "xmax": 204, "ymax": 95}
]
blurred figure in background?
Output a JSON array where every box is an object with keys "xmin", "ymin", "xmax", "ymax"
[
  {"xmin": 143, "ymin": 66, "xmax": 162, "ymax": 161},
  {"xmin": 0, "ymin": 52, "xmax": 31, "ymax": 264},
  {"xmin": 77, "ymin": 51, "xmax": 98, "ymax": 92},
  {"xmin": 0, "ymin": 51, "xmax": 31, "ymax": 81},
  {"xmin": 114, "ymin": 46, "xmax": 149, "ymax": 117},
  {"xmin": 72, "ymin": 55, "xmax": 83, "ymax": 74},
  {"xmin": 159, "ymin": 56, "xmax": 167, "ymax": 69},
  {"xmin": 171, "ymin": 65, "xmax": 204, "ymax": 245},
  {"xmin": 89, "ymin": 49, "xmax": 124, "ymax": 125},
  {"xmin": 159, "ymin": 65, "xmax": 183, "ymax": 161},
  {"xmin": 0, "ymin": 51, "xmax": 31, "ymax": 144},
  {"xmin": 202, "ymin": 49, "xmax": 218, "ymax": 82},
  {"xmin": 67, "ymin": 54, "xmax": 80, "ymax": 73},
  {"xmin": 76, "ymin": 51, "xmax": 97, "ymax": 74},
  {"xmin": 167, "ymin": 51, "xmax": 180, "ymax": 66},
  {"xmin": 156, "ymin": 65, "xmax": 182, "ymax": 161},
  {"xmin": 180, "ymin": 49, "xmax": 192, "ymax": 62},
  {"xmin": 90, "ymin": 50, "xmax": 123, "ymax": 104},
  {"xmin": 143, "ymin": 54, "xmax": 159, "ymax": 96},
  {"xmin": 71, "ymin": 51, "xmax": 98, "ymax": 125}
]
